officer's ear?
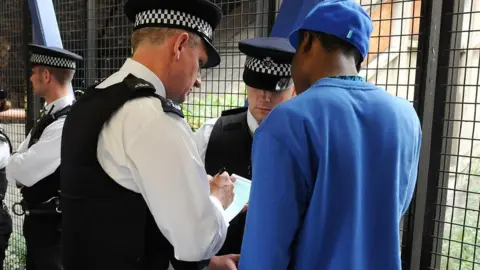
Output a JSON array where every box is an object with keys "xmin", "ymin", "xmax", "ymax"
[
  {"xmin": 173, "ymin": 32, "xmax": 189, "ymax": 61},
  {"xmin": 40, "ymin": 67, "xmax": 52, "ymax": 84}
]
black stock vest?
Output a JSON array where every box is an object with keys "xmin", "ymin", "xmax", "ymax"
[
  {"xmin": 20, "ymin": 105, "xmax": 71, "ymax": 207},
  {"xmin": 60, "ymin": 74, "xmax": 209, "ymax": 270},
  {"xmin": 0, "ymin": 129, "xmax": 12, "ymax": 200},
  {"xmin": 204, "ymin": 107, "xmax": 253, "ymax": 255}
]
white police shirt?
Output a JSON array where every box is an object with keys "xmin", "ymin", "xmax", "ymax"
[
  {"xmin": 6, "ymin": 95, "xmax": 73, "ymax": 186},
  {"xmin": 95, "ymin": 58, "xmax": 228, "ymax": 264},
  {"xmin": 194, "ymin": 109, "xmax": 258, "ymax": 165},
  {"xmin": 0, "ymin": 133, "xmax": 11, "ymax": 169}
]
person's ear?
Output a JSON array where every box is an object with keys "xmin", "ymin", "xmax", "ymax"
[
  {"xmin": 299, "ymin": 31, "xmax": 313, "ymax": 54},
  {"xmin": 42, "ymin": 69, "xmax": 52, "ymax": 84},
  {"xmin": 173, "ymin": 32, "xmax": 189, "ymax": 61}
]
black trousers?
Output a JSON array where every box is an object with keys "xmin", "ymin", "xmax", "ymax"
[
  {"xmin": 0, "ymin": 203, "xmax": 12, "ymax": 270},
  {"xmin": 217, "ymin": 212, "xmax": 246, "ymax": 255},
  {"xmin": 23, "ymin": 214, "xmax": 62, "ymax": 270}
]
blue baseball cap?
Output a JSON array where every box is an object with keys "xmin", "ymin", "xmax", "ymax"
[{"xmin": 288, "ymin": 0, "xmax": 374, "ymax": 61}]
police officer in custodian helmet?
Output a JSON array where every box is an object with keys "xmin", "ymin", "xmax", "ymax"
[
  {"xmin": 60, "ymin": 0, "xmax": 238, "ymax": 269},
  {"xmin": 7, "ymin": 44, "xmax": 82, "ymax": 270}
]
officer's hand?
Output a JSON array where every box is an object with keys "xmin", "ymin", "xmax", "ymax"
[
  {"xmin": 208, "ymin": 254, "xmax": 239, "ymax": 270},
  {"xmin": 210, "ymin": 172, "xmax": 235, "ymax": 209}
]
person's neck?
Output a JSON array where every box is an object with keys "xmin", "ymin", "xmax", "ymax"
[
  {"xmin": 131, "ymin": 47, "xmax": 170, "ymax": 85},
  {"xmin": 44, "ymin": 87, "xmax": 69, "ymax": 104},
  {"xmin": 308, "ymin": 55, "xmax": 359, "ymax": 87}
]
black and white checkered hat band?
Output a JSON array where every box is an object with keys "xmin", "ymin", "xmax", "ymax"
[
  {"xmin": 134, "ymin": 9, "xmax": 213, "ymax": 40},
  {"xmin": 30, "ymin": 54, "xmax": 76, "ymax": 69},
  {"xmin": 245, "ymin": 56, "xmax": 291, "ymax": 77}
]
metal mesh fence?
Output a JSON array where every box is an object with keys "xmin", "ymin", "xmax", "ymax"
[
  {"xmin": 429, "ymin": 0, "xmax": 480, "ymax": 269},
  {"xmin": 184, "ymin": 0, "xmax": 278, "ymax": 130},
  {"xmin": 0, "ymin": 0, "xmax": 29, "ymax": 269}
]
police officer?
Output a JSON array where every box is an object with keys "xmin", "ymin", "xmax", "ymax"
[
  {"xmin": 60, "ymin": 0, "xmax": 237, "ymax": 269},
  {"xmin": 6, "ymin": 44, "xmax": 82, "ymax": 270},
  {"xmin": 0, "ymin": 88, "xmax": 13, "ymax": 269},
  {"xmin": 239, "ymin": 1, "xmax": 422, "ymax": 269},
  {"xmin": 194, "ymin": 37, "xmax": 295, "ymax": 255}
]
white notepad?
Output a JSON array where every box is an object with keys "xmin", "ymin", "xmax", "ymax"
[{"xmin": 223, "ymin": 174, "xmax": 252, "ymax": 222}]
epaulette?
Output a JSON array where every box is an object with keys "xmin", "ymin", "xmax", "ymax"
[
  {"xmin": 122, "ymin": 74, "xmax": 156, "ymax": 93},
  {"xmin": 158, "ymin": 96, "xmax": 184, "ymax": 118},
  {"xmin": 123, "ymin": 74, "xmax": 184, "ymax": 118},
  {"xmin": 221, "ymin": 106, "xmax": 248, "ymax": 116}
]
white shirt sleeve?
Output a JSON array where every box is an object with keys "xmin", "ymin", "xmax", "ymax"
[
  {"xmin": 0, "ymin": 140, "xmax": 10, "ymax": 169},
  {"xmin": 15, "ymin": 133, "xmax": 31, "ymax": 154},
  {"xmin": 97, "ymin": 98, "xmax": 228, "ymax": 261},
  {"xmin": 193, "ymin": 118, "xmax": 218, "ymax": 165},
  {"xmin": 6, "ymin": 118, "xmax": 65, "ymax": 186}
]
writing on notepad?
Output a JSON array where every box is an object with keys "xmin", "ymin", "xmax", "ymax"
[{"xmin": 223, "ymin": 174, "xmax": 251, "ymax": 222}]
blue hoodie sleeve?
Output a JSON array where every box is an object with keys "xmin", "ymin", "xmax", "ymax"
[
  {"xmin": 401, "ymin": 118, "xmax": 422, "ymax": 216},
  {"xmin": 238, "ymin": 128, "xmax": 309, "ymax": 270}
]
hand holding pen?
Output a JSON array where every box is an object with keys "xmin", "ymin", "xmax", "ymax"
[{"xmin": 209, "ymin": 167, "xmax": 236, "ymax": 209}]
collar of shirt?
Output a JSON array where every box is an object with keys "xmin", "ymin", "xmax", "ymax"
[
  {"xmin": 246, "ymin": 109, "xmax": 259, "ymax": 135},
  {"xmin": 96, "ymin": 58, "xmax": 166, "ymax": 97},
  {"xmin": 44, "ymin": 95, "xmax": 74, "ymax": 114}
]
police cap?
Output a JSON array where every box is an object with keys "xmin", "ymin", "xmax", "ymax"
[
  {"xmin": 28, "ymin": 44, "xmax": 83, "ymax": 70},
  {"xmin": 239, "ymin": 37, "xmax": 295, "ymax": 92},
  {"xmin": 124, "ymin": 0, "xmax": 223, "ymax": 68}
]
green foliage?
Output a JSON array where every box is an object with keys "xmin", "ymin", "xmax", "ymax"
[
  {"xmin": 182, "ymin": 93, "xmax": 245, "ymax": 130},
  {"xmin": 4, "ymin": 232, "xmax": 26, "ymax": 270},
  {"xmin": 440, "ymin": 160, "xmax": 480, "ymax": 270}
]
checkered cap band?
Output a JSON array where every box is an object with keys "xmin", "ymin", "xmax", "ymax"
[
  {"xmin": 134, "ymin": 9, "xmax": 213, "ymax": 40},
  {"xmin": 245, "ymin": 56, "xmax": 291, "ymax": 77},
  {"xmin": 30, "ymin": 54, "xmax": 76, "ymax": 69}
]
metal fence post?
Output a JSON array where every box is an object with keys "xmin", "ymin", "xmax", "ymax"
[
  {"xmin": 86, "ymin": 0, "xmax": 97, "ymax": 87},
  {"xmin": 23, "ymin": 0, "xmax": 34, "ymax": 134},
  {"xmin": 27, "ymin": 0, "xmax": 73, "ymax": 96},
  {"xmin": 404, "ymin": 0, "xmax": 461, "ymax": 268}
]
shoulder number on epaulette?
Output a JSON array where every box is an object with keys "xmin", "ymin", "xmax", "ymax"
[
  {"xmin": 122, "ymin": 74, "xmax": 183, "ymax": 117},
  {"xmin": 123, "ymin": 74, "xmax": 156, "ymax": 93},
  {"xmin": 158, "ymin": 96, "xmax": 184, "ymax": 118}
]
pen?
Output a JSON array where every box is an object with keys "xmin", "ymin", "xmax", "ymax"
[{"xmin": 217, "ymin": 167, "xmax": 226, "ymax": 175}]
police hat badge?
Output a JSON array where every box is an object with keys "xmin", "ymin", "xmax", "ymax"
[{"xmin": 275, "ymin": 77, "xmax": 293, "ymax": 91}]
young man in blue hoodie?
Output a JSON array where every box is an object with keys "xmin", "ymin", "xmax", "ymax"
[{"xmin": 239, "ymin": 0, "xmax": 422, "ymax": 269}]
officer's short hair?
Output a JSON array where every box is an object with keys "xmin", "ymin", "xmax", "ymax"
[
  {"xmin": 38, "ymin": 66, "xmax": 75, "ymax": 86},
  {"xmin": 131, "ymin": 27, "xmax": 202, "ymax": 52}
]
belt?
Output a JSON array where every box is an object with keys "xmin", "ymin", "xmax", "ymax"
[{"xmin": 12, "ymin": 196, "xmax": 61, "ymax": 216}]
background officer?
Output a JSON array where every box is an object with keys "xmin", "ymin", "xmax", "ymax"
[
  {"xmin": 60, "ymin": 0, "xmax": 237, "ymax": 269},
  {"xmin": 6, "ymin": 44, "xmax": 82, "ymax": 270},
  {"xmin": 0, "ymin": 88, "xmax": 12, "ymax": 269},
  {"xmin": 194, "ymin": 37, "xmax": 295, "ymax": 255}
]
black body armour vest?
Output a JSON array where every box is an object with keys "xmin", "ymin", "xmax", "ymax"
[
  {"xmin": 204, "ymin": 107, "xmax": 253, "ymax": 255},
  {"xmin": 20, "ymin": 105, "xmax": 71, "ymax": 207},
  {"xmin": 60, "ymin": 74, "xmax": 209, "ymax": 270},
  {"xmin": 0, "ymin": 129, "xmax": 12, "ymax": 200}
]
